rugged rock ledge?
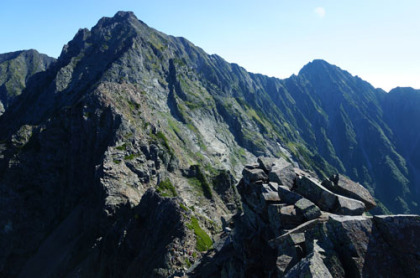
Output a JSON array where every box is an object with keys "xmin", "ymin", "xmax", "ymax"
[{"xmin": 190, "ymin": 158, "xmax": 420, "ymax": 277}]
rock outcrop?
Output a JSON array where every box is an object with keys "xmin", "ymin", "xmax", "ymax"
[{"xmin": 190, "ymin": 158, "xmax": 420, "ymax": 277}]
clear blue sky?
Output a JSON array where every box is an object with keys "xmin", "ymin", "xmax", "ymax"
[{"xmin": 1, "ymin": 0, "xmax": 419, "ymax": 91}]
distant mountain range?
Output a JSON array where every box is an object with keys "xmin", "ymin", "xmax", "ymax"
[
  {"xmin": 1, "ymin": 11, "xmax": 419, "ymax": 277},
  {"xmin": 0, "ymin": 49, "xmax": 55, "ymax": 115}
]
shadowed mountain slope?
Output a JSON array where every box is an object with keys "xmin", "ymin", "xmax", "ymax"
[{"xmin": 0, "ymin": 49, "xmax": 55, "ymax": 115}]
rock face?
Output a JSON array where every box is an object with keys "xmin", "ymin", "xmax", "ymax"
[{"xmin": 190, "ymin": 159, "xmax": 420, "ymax": 277}]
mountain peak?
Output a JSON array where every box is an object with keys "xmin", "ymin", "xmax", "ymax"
[
  {"xmin": 94, "ymin": 11, "xmax": 146, "ymax": 30},
  {"xmin": 298, "ymin": 59, "xmax": 337, "ymax": 75}
]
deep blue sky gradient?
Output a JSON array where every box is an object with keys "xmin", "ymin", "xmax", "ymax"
[{"xmin": 1, "ymin": 0, "xmax": 419, "ymax": 91}]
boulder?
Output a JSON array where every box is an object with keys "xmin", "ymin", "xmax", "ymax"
[
  {"xmin": 261, "ymin": 183, "xmax": 281, "ymax": 203},
  {"xmin": 324, "ymin": 214, "xmax": 417, "ymax": 277},
  {"xmin": 322, "ymin": 174, "xmax": 376, "ymax": 210},
  {"xmin": 294, "ymin": 198, "xmax": 322, "ymax": 221},
  {"xmin": 335, "ymin": 195, "xmax": 366, "ymax": 215},
  {"xmin": 268, "ymin": 204, "xmax": 285, "ymax": 233},
  {"xmin": 257, "ymin": 156, "xmax": 277, "ymax": 173},
  {"xmin": 279, "ymin": 205, "xmax": 306, "ymax": 229},
  {"xmin": 276, "ymin": 254, "xmax": 296, "ymax": 276},
  {"xmin": 295, "ymin": 176, "xmax": 337, "ymax": 212},
  {"xmin": 373, "ymin": 215, "xmax": 420, "ymax": 276},
  {"xmin": 274, "ymin": 232, "xmax": 306, "ymax": 275},
  {"xmin": 242, "ymin": 168, "xmax": 268, "ymax": 184},
  {"xmin": 283, "ymin": 242, "xmax": 333, "ymax": 278},
  {"xmin": 268, "ymin": 158, "xmax": 296, "ymax": 189},
  {"xmin": 270, "ymin": 218, "xmax": 325, "ymax": 247},
  {"xmin": 277, "ymin": 185, "xmax": 302, "ymax": 205},
  {"xmin": 325, "ymin": 214, "xmax": 375, "ymax": 277},
  {"xmin": 268, "ymin": 181, "xmax": 279, "ymax": 191},
  {"xmin": 244, "ymin": 163, "xmax": 260, "ymax": 170},
  {"xmin": 295, "ymin": 176, "xmax": 366, "ymax": 215}
]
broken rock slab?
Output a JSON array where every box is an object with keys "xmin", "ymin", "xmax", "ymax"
[
  {"xmin": 294, "ymin": 198, "xmax": 322, "ymax": 221},
  {"xmin": 268, "ymin": 158, "xmax": 296, "ymax": 189},
  {"xmin": 283, "ymin": 240, "xmax": 333, "ymax": 278},
  {"xmin": 277, "ymin": 185, "xmax": 302, "ymax": 205},
  {"xmin": 261, "ymin": 183, "xmax": 281, "ymax": 203},
  {"xmin": 295, "ymin": 176, "xmax": 367, "ymax": 215},
  {"xmin": 242, "ymin": 168, "xmax": 268, "ymax": 184},
  {"xmin": 335, "ymin": 195, "xmax": 366, "ymax": 216},
  {"xmin": 322, "ymin": 174, "xmax": 376, "ymax": 210},
  {"xmin": 257, "ymin": 156, "xmax": 277, "ymax": 173},
  {"xmin": 295, "ymin": 176, "xmax": 337, "ymax": 212}
]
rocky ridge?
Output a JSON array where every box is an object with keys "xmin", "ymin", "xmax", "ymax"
[
  {"xmin": 0, "ymin": 49, "xmax": 55, "ymax": 115},
  {"xmin": 191, "ymin": 158, "xmax": 420, "ymax": 277}
]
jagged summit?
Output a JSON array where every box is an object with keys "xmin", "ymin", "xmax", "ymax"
[
  {"xmin": 0, "ymin": 49, "xmax": 55, "ymax": 115},
  {"xmin": 389, "ymin": 86, "xmax": 420, "ymax": 94},
  {"xmin": 297, "ymin": 59, "xmax": 355, "ymax": 83}
]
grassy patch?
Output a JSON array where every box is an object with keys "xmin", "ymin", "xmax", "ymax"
[
  {"xmin": 156, "ymin": 179, "xmax": 177, "ymax": 197},
  {"xmin": 124, "ymin": 153, "xmax": 138, "ymax": 160},
  {"xmin": 156, "ymin": 131, "xmax": 171, "ymax": 152},
  {"xmin": 128, "ymin": 100, "xmax": 140, "ymax": 111},
  {"xmin": 186, "ymin": 216, "xmax": 213, "ymax": 252},
  {"xmin": 179, "ymin": 203, "xmax": 188, "ymax": 211},
  {"xmin": 187, "ymin": 165, "xmax": 213, "ymax": 199},
  {"xmin": 116, "ymin": 143, "xmax": 127, "ymax": 151},
  {"xmin": 185, "ymin": 258, "xmax": 192, "ymax": 268}
]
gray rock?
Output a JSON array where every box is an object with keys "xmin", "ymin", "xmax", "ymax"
[
  {"xmin": 268, "ymin": 158, "xmax": 296, "ymax": 189},
  {"xmin": 244, "ymin": 163, "xmax": 260, "ymax": 170},
  {"xmin": 335, "ymin": 195, "xmax": 366, "ymax": 215},
  {"xmin": 325, "ymin": 214, "xmax": 408, "ymax": 277},
  {"xmin": 276, "ymin": 254, "xmax": 295, "ymax": 276},
  {"xmin": 269, "ymin": 218, "xmax": 325, "ymax": 247},
  {"xmin": 261, "ymin": 184, "xmax": 281, "ymax": 203},
  {"xmin": 274, "ymin": 232, "xmax": 306, "ymax": 275},
  {"xmin": 319, "ymin": 190, "xmax": 338, "ymax": 211},
  {"xmin": 295, "ymin": 176, "xmax": 337, "ymax": 212},
  {"xmin": 284, "ymin": 241, "xmax": 333, "ymax": 278},
  {"xmin": 373, "ymin": 215, "xmax": 420, "ymax": 275},
  {"xmin": 277, "ymin": 185, "xmax": 302, "ymax": 205},
  {"xmin": 268, "ymin": 181, "xmax": 279, "ymax": 191},
  {"xmin": 295, "ymin": 176, "xmax": 367, "ymax": 215},
  {"xmin": 257, "ymin": 156, "xmax": 276, "ymax": 173},
  {"xmin": 295, "ymin": 198, "xmax": 322, "ymax": 221},
  {"xmin": 268, "ymin": 204, "xmax": 285, "ymax": 233},
  {"xmin": 279, "ymin": 205, "xmax": 306, "ymax": 229},
  {"xmin": 242, "ymin": 168, "xmax": 268, "ymax": 184},
  {"xmin": 322, "ymin": 174, "xmax": 376, "ymax": 210}
]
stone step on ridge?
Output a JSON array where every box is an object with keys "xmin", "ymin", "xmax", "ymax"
[
  {"xmin": 273, "ymin": 232, "xmax": 306, "ymax": 275},
  {"xmin": 322, "ymin": 174, "xmax": 376, "ymax": 210},
  {"xmin": 294, "ymin": 198, "xmax": 322, "ymax": 221},
  {"xmin": 267, "ymin": 158, "xmax": 296, "ymax": 189},
  {"xmin": 257, "ymin": 156, "xmax": 277, "ymax": 173},
  {"xmin": 277, "ymin": 185, "xmax": 302, "ymax": 205},
  {"xmin": 261, "ymin": 183, "xmax": 281, "ymax": 203},
  {"xmin": 294, "ymin": 175, "xmax": 366, "ymax": 215},
  {"xmin": 242, "ymin": 167, "xmax": 268, "ymax": 184}
]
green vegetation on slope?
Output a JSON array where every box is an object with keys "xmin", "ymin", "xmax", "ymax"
[{"xmin": 186, "ymin": 216, "xmax": 213, "ymax": 252}]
